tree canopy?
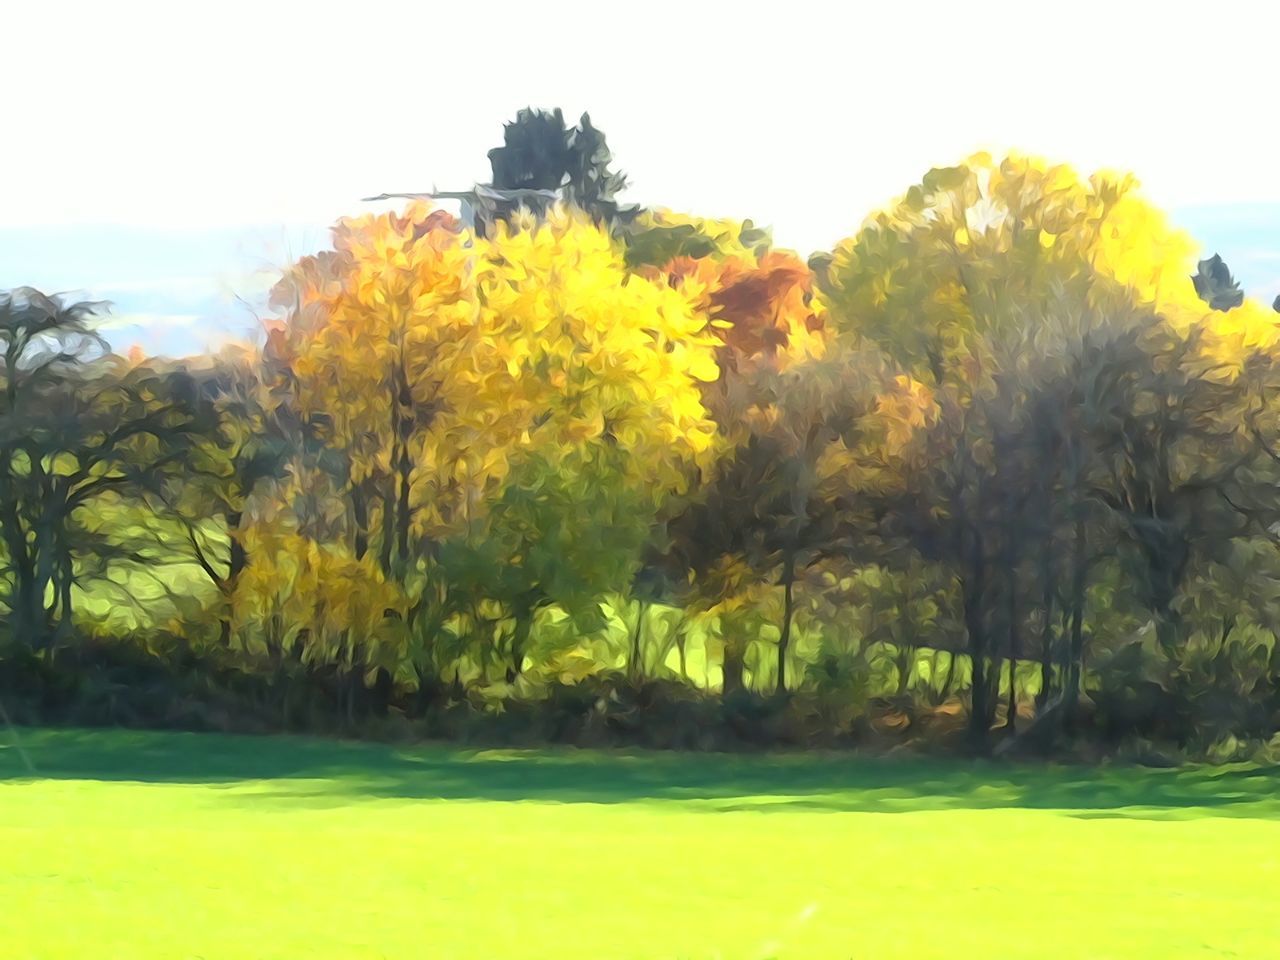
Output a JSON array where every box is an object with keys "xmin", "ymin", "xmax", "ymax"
[{"xmin": 6, "ymin": 120, "xmax": 1280, "ymax": 760}]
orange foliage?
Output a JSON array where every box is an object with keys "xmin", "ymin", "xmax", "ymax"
[{"xmin": 640, "ymin": 249, "xmax": 825, "ymax": 372}]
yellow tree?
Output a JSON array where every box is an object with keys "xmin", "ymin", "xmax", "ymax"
[
  {"xmin": 815, "ymin": 152, "xmax": 1280, "ymax": 740},
  {"xmin": 231, "ymin": 517, "xmax": 408, "ymax": 722},
  {"xmin": 275, "ymin": 204, "xmax": 722, "ymax": 686},
  {"xmin": 445, "ymin": 210, "xmax": 722, "ymax": 681},
  {"xmin": 275, "ymin": 205, "xmax": 474, "ymax": 576}
]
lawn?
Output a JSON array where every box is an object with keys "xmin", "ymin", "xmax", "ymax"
[{"xmin": 2, "ymin": 728, "xmax": 1278, "ymax": 959}]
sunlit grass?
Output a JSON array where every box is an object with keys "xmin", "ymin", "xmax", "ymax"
[{"xmin": 2, "ymin": 728, "xmax": 1278, "ymax": 959}]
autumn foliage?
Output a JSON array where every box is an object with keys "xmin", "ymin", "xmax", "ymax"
[{"xmin": 6, "ymin": 130, "xmax": 1280, "ymax": 757}]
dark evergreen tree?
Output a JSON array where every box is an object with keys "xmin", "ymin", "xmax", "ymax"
[
  {"xmin": 485, "ymin": 108, "xmax": 636, "ymax": 230},
  {"xmin": 1191, "ymin": 253, "xmax": 1244, "ymax": 311}
]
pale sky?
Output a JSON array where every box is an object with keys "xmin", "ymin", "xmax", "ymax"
[{"xmin": 4, "ymin": 0, "xmax": 1280, "ymax": 354}]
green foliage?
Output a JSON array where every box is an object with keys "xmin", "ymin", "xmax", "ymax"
[{"xmin": 622, "ymin": 209, "xmax": 772, "ymax": 269}]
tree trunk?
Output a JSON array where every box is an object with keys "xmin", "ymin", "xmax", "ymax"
[
  {"xmin": 1036, "ymin": 571, "xmax": 1056, "ymax": 712},
  {"xmin": 506, "ymin": 612, "xmax": 533, "ymax": 683},
  {"xmin": 371, "ymin": 667, "xmax": 393, "ymax": 716},
  {"xmin": 351, "ymin": 483, "xmax": 370, "ymax": 562},
  {"xmin": 31, "ymin": 514, "xmax": 59, "ymax": 653},
  {"xmin": 346, "ymin": 669, "xmax": 359, "ymax": 729},
  {"xmin": 1154, "ymin": 610, "xmax": 1182, "ymax": 660},
  {"xmin": 55, "ymin": 540, "xmax": 74, "ymax": 650},
  {"xmin": 393, "ymin": 352, "xmax": 414, "ymax": 570},
  {"xmin": 1005, "ymin": 565, "xmax": 1020, "ymax": 733},
  {"xmin": 395, "ymin": 444, "xmax": 412, "ymax": 568},
  {"xmin": 967, "ymin": 630, "xmax": 990, "ymax": 746},
  {"xmin": 675, "ymin": 625, "xmax": 687, "ymax": 681},
  {"xmin": 219, "ymin": 508, "xmax": 247, "ymax": 647},
  {"xmin": 0, "ymin": 457, "xmax": 36, "ymax": 651},
  {"xmin": 998, "ymin": 480, "xmax": 1024, "ymax": 731},
  {"xmin": 378, "ymin": 475, "xmax": 395, "ymax": 576},
  {"xmin": 9, "ymin": 554, "xmax": 36, "ymax": 650},
  {"xmin": 1063, "ymin": 504, "xmax": 1088, "ymax": 732},
  {"xmin": 941, "ymin": 649, "xmax": 957, "ymax": 700},
  {"xmin": 1005, "ymin": 656, "xmax": 1017, "ymax": 732},
  {"xmin": 963, "ymin": 532, "xmax": 992, "ymax": 746},
  {"xmin": 412, "ymin": 664, "xmax": 441, "ymax": 717},
  {"xmin": 776, "ymin": 552, "xmax": 796, "ymax": 699},
  {"xmin": 226, "ymin": 510, "xmax": 247, "ymax": 583},
  {"xmin": 722, "ymin": 639, "xmax": 745, "ymax": 696},
  {"xmin": 1038, "ymin": 654, "xmax": 1053, "ymax": 713},
  {"xmin": 629, "ymin": 600, "xmax": 648, "ymax": 682}
]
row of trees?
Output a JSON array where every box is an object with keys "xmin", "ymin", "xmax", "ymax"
[{"xmin": 6, "ymin": 110, "xmax": 1280, "ymax": 753}]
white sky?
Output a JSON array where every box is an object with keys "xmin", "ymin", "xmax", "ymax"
[
  {"xmin": 4, "ymin": 0, "xmax": 1280, "ymax": 356},
  {"xmin": 6, "ymin": 0, "xmax": 1280, "ymax": 254}
]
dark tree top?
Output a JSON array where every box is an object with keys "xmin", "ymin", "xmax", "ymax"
[{"xmin": 1191, "ymin": 253, "xmax": 1244, "ymax": 312}]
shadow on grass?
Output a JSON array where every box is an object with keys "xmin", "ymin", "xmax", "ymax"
[{"xmin": 1, "ymin": 726, "xmax": 1277, "ymax": 820}]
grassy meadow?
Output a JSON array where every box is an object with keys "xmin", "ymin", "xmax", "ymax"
[{"xmin": 2, "ymin": 728, "xmax": 1278, "ymax": 959}]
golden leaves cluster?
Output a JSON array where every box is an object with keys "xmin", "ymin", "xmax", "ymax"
[
  {"xmin": 822, "ymin": 151, "xmax": 1280, "ymax": 404},
  {"xmin": 232, "ymin": 523, "xmax": 408, "ymax": 676},
  {"xmin": 274, "ymin": 203, "xmax": 724, "ymax": 543}
]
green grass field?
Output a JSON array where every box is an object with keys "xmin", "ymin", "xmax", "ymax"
[{"xmin": 2, "ymin": 728, "xmax": 1279, "ymax": 959}]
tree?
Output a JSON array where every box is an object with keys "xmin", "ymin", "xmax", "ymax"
[
  {"xmin": 451, "ymin": 210, "xmax": 721, "ymax": 682},
  {"xmin": 643, "ymin": 234, "xmax": 929, "ymax": 697},
  {"xmin": 1088, "ymin": 322, "xmax": 1262, "ymax": 656},
  {"xmin": 563, "ymin": 114, "xmax": 629, "ymax": 216},
  {"xmin": 1192, "ymin": 254, "xmax": 1244, "ymax": 312},
  {"xmin": 487, "ymin": 108, "xmax": 635, "ymax": 229},
  {"xmin": 231, "ymin": 518, "xmax": 408, "ymax": 724},
  {"xmin": 276, "ymin": 205, "xmax": 721, "ymax": 688},
  {"xmin": 489, "ymin": 107, "xmax": 572, "ymax": 193},
  {"xmin": 815, "ymin": 153, "xmax": 1231, "ymax": 745},
  {"xmin": 623, "ymin": 209, "xmax": 772, "ymax": 271},
  {"xmin": 147, "ymin": 348, "xmax": 291, "ymax": 644},
  {"xmin": 0, "ymin": 288, "xmax": 216, "ymax": 655}
]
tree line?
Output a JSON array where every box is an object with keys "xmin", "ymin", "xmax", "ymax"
[{"xmin": 6, "ymin": 108, "xmax": 1280, "ymax": 757}]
